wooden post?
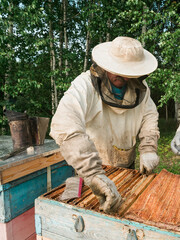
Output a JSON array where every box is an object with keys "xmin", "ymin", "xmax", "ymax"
[{"xmin": 47, "ymin": 166, "xmax": 52, "ymax": 192}]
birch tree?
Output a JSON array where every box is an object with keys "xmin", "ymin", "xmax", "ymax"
[
  {"xmin": 0, "ymin": 0, "xmax": 179, "ymax": 133},
  {"xmin": 58, "ymin": 2, "xmax": 63, "ymax": 74},
  {"xmin": 63, "ymin": 0, "xmax": 68, "ymax": 77},
  {"xmin": 83, "ymin": 10, "xmax": 91, "ymax": 72},
  {"xmin": 2, "ymin": 2, "xmax": 13, "ymax": 134},
  {"xmin": 48, "ymin": 0, "xmax": 58, "ymax": 114}
]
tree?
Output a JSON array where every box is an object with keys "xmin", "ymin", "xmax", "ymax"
[
  {"xmin": 0, "ymin": 0, "xmax": 179, "ymax": 134},
  {"xmin": 48, "ymin": 0, "xmax": 58, "ymax": 114}
]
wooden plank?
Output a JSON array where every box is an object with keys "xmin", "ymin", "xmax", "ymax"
[
  {"xmin": 0, "ymin": 220, "xmax": 11, "ymax": 240},
  {"xmin": 0, "ymin": 207, "xmax": 35, "ymax": 240},
  {"xmin": 124, "ymin": 169, "xmax": 180, "ymax": 233},
  {"xmin": 118, "ymin": 174, "xmax": 156, "ymax": 216},
  {"xmin": 36, "ymin": 234, "xmax": 65, "ymax": 240},
  {"xmin": 36, "ymin": 199, "xmax": 131, "ymax": 240},
  {"xmin": 0, "ymin": 147, "xmax": 61, "ymax": 170},
  {"xmin": 36, "ymin": 236, "xmax": 42, "ymax": 240},
  {"xmin": 35, "ymin": 198, "xmax": 180, "ymax": 240},
  {"xmin": 0, "ymin": 152, "xmax": 64, "ymax": 184},
  {"xmin": 36, "ymin": 234, "xmax": 53, "ymax": 240},
  {"xmin": 26, "ymin": 233, "xmax": 36, "ymax": 240},
  {"xmin": 0, "ymin": 162, "xmax": 74, "ymax": 223},
  {"xmin": 36, "ymin": 235, "xmax": 51, "ymax": 240},
  {"xmin": 78, "ymin": 169, "xmax": 129, "ymax": 208},
  {"xmin": 47, "ymin": 166, "xmax": 51, "ymax": 192}
]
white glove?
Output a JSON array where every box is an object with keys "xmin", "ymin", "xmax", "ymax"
[
  {"xmin": 171, "ymin": 131, "xmax": 180, "ymax": 155},
  {"xmin": 140, "ymin": 152, "xmax": 159, "ymax": 175},
  {"xmin": 85, "ymin": 174, "xmax": 122, "ymax": 213}
]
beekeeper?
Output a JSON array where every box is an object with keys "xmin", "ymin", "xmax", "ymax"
[
  {"xmin": 50, "ymin": 36, "xmax": 160, "ymax": 213},
  {"xmin": 171, "ymin": 125, "xmax": 180, "ymax": 155}
]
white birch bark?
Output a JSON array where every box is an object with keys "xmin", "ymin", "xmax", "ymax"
[
  {"xmin": 63, "ymin": 0, "xmax": 68, "ymax": 77},
  {"xmin": 59, "ymin": 2, "xmax": 63, "ymax": 74},
  {"xmin": 106, "ymin": 18, "xmax": 111, "ymax": 42},
  {"xmin": 49, "ymin": 0, "xmax": 58, "ymax": 115},
  {"xmin": 2, "ymin": 3, "xmax": 13, "ymax": 134},
  {"xmin": 83, "ymin": 21, "xmax": 90, "ymax": 72}
]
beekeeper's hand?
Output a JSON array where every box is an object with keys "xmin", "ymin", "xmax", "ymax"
[
  {"xmin": 140, "ymin": 152, "xmax": 159, "ymax": 175},
  {"xmin": 85, "ymin": 174, "xmax": 122, "ymax": 213},
  {"xmin": 171, "ymin": 131, "xmax": 180, "ymax": 155}
]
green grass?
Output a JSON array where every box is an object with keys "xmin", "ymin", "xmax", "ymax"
[{"xmin": 135, "ymin": 118, "xmax": 180, "ymax": 174}]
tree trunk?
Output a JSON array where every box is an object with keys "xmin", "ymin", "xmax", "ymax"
[
  {"xmin": 83, "ymin": 21, "xmax": 90, "ymax": 72},
  {"xmin": 63, "ymin": 0, "xmax": 68, "ymax": 77},
  {"xmin": 83, "ymin": 0, "xmax": 94, "ymax": 71},
  {"xmin": 59, "ymin": 16, "xmax": 63, "ymax": 72},
  {"xmin": 2, "ymin": 2, "xmax": 13, "ymax": 134},
  {"xmin": 58, "ymin": 2, "xmax": 63, "ymax": 98},
  {"xmin": 106, "ymin": 18, "xmax": 111, "ymax": 42},
  {"xmin": 165, "ymin": 104, "xmax": 168, "ymax": 121},
  {"xmin": 58, "ymin": 1, "xmax": 63, "ymax": 72},
  {"xmin": 49, "ymin": 0, "xmax": 58, "ymax": 115}
]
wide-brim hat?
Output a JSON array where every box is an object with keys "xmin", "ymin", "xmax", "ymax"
[{"xmin": 92, "ymin": 36, "xmax": 158, "ymax": 78}]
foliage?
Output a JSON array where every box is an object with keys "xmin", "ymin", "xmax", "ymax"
[{"xmin": 0, "ymin": 0, "xmax": 179, "ymax": 134}]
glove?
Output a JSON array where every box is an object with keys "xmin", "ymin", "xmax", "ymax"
[
  {"xmin": 85, "ymin": 174, "xmax": 122, "ymax": 213},
  {"xmin": 171, "ymin": 131, "xmax": 180, "ymax": 155},
  {"xmin": 140, "ymin": 152, "xmax": 159, "ymax": 175}
]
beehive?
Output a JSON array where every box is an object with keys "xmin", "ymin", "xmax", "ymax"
[
  {"xmin": 0, "ymin": 137, "xmax": 74, "ymax": 240},
  {"xmin": 35, "ymin": 166, "xmax": 180, "ymax": 240}
]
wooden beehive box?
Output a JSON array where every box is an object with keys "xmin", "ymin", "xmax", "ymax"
[
  {"xmin": 0, "ymin": 137, "xmax": 74, "ymax": 223},
  {"xmin": 0, "ymin": 208, "xmax": 36, "ymax": 240},
  {"xmin": 0, "ymin": 137, "xmax": 75, "ymax": 240},
  {"xmin": 0, "ymin": 160, "xmax": 74, "ymax": 223},
  {"xmin": 35, "ymin": 166, "xmax": 180, "ymax": 240}
]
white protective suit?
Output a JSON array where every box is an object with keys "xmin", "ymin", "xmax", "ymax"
[
  {"xmin": 50, "ymin": 70, "xmax": 159, "ymax": 181},
  {"xmin": 171, "ymin": 125, "xmax": 180, "ymax": 155}
]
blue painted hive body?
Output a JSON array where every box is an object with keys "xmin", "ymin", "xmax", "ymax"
[
  {"xmin": 0, "ymin": 137, "xmax": 74, "ymax": 223},
  {"xmin": 0, "ymin": 160, "xmax": 74, "ymax": 223}
]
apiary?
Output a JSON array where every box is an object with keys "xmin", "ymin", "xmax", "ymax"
[{"xmin": 35, "ymin": 166, "xmax": 180, "ymax": 240}]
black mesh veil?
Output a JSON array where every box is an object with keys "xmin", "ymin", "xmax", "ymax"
[{"xmin": 90, "ymin": 63, "xmax": 147, "ymax": 109}]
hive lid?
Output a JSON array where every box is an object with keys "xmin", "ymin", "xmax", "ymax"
[{"xmin": 124, "ymin": 169, "xmax": 180, "ymax": 233}]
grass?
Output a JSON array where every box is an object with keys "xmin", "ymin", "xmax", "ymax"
[{"xmin": 135, "ymin": 118, "xmax": 180, "ymax": 174}]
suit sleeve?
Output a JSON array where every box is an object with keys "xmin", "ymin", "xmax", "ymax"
[
  {"xmin": 138, "ymin": 83, "xmax": 160, "ymax": 154},
  {"xmin": 50, "ymin": 73, "xmax": 105, "ymax": 181}
]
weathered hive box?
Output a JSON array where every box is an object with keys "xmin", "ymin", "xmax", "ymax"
[
  {"xmin": 0, "ymin": 160, "xmax": 74, "ymax": 223},
  {"xmin": 0, "ymin": 137, "xmax": 68, "ymax": 185},
  {"xmin": 35, "ymin": 166, "xmax": 180, "ymax": 240},
  {"xmin": 0, "ymin": 160, "xmax": 74, "ymax": 240},
  {"xmin": 0, "ymin": 137, "xmax": 74, "ymax": 240},
  {"xmin": 0, "ymin": 207, "xmax": 36, "ymax": 240}
]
